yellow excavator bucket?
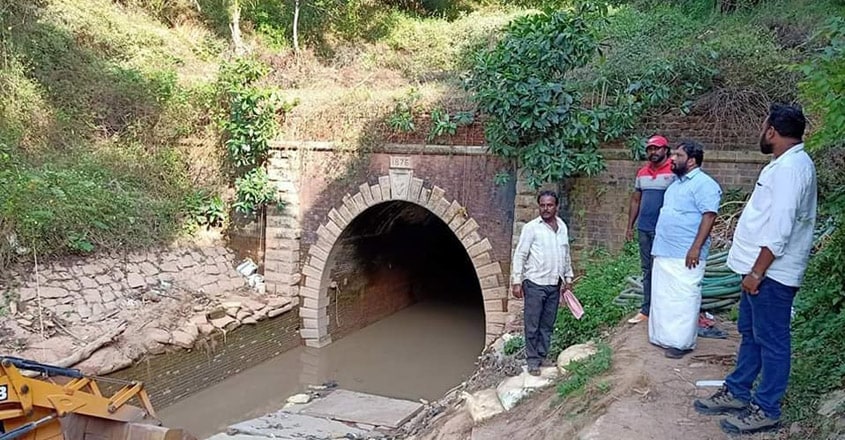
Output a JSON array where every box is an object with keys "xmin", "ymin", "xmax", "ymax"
[{"xmin": 0, "ymin": 357, "xmax": 196, "ymax": 440}]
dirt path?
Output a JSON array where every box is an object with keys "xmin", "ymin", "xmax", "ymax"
[
  {"xmin": 581, "ymin": 321, "xmax": 740, "ymax": 440},
  {"xmin": 411, "ymin": 320, "xmax": 788, "ymax": 440}
]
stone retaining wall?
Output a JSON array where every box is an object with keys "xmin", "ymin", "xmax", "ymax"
[
  {"xmin": 2, "ymin": 243, "xmax": 304, "ymax": 407},
  {"xmin": 12, "ymin": 246, "xmax": 245, "ymax": 328}
]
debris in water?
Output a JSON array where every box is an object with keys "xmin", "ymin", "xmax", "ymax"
[{"xmin": 287, "ymin": 393, "xmax": 312, "ymax": 404}]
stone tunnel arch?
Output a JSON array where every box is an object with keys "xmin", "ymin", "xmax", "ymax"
[{"xmin": 298, "ymin": 176, "xmax": 508, "ymax": 348}]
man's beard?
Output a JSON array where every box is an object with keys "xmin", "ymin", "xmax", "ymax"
[
  {"xmin": 648, "ymin": 153, "xmax": 664, "ymax": 163},
  {"xmin": 672, "ymin": 162, "xmax": 688, "ymax": 177},
  {"xmin": 759, "ymin": 136, "xmax": 774, "ymax": 155}
]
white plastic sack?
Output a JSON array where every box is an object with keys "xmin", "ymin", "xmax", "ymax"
[
  {"xmin": 463, "ymin": 389, "xmax": 505, "ymax": 423},
  {"xmin": 496, "ymin": 375, "xmax": 529, "ymax": 411},
  {"xmin": 649, "ymin": 256, "xmax": 705, "ymax": 351}
]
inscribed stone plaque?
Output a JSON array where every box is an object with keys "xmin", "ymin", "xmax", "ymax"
[
  {"xmin": 389, "ymin": 168, "xmax": 413, "ymax": 200},
  {"xmin": 389, "ymin": 156, "xmax": 413, "ymax": 169}
]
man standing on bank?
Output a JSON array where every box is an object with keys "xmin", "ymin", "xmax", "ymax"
[
  {"xmin": 649, "ymin": 140, "xmax": 721, "ymax": 359},
  {"xmin": 626, "ymin": 135, "xmax": 675, "ymax": 324},
  {"xmin": 694, "ymin": 104, "xmax": 817, "ymax": 435},
  {"xmin": 512, "ymin": 190, "xmax": 575, "ymax": 376}
]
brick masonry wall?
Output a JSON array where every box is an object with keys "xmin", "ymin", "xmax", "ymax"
[
  {"xmin": 103, "ymin": 310, "xmax": 301, "ymax": 409},
  {"xmin": 265, "ymin": 109, "xmax": 766, "ymax": 346},
  {"xmin": 292, "ymin": 147, "xmax": 515, "ymax": 270},
  {"xmin": 325, "ymin": 261, "xmax": 415, "ymax": 340},
  {"xmin": 567, "ymin": 149, "xmax": 769, "ymax": 257},
  {"xmin": 266, "ymin": 142, "xmax": 515, "ymax": 347}
]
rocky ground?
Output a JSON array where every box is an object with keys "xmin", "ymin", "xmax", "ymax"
[{"xmin": 0, "ymin": 242, "xmax": 298, "ymax": 375}]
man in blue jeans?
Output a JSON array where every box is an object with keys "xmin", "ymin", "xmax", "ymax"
[
  {"xmin": 694, "ymin": 103, "xmax": 818, "ymax": 434},
  {"xmin": 625, "ymin": 135, "xmax": 675, "ymax": 324}
]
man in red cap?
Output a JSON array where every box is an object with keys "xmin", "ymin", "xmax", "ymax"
[{"xmin": 625, "ymin": 134, "xmax": 675, "ymax": 324}]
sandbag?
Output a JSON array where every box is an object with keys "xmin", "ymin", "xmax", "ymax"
[{"xmin": 463, "ymin": 389, "xmax": 505, "ymax": 423}]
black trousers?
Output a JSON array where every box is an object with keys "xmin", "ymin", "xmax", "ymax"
[{"xmin": 523, "ymin": 279, "xmax": 560, "ymax": 369}]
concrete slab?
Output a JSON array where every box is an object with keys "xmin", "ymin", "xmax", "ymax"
[
  {"xmin": 299, "ymin": 389, "xmax": 424, "ymax": 429},
  {"xmin": 209, "ymin": 410, "xmax": 371, "ymax": 439}
]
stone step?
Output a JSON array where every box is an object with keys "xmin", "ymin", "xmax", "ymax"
[{"xmin": 205, "ymin": 389, "xmax": 424, "ymax": 440}]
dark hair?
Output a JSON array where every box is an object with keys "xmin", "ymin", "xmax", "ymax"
[
  {"xmin": 677, "ymin": 139, "xmax": 705, "ymax": 167},
  {"xmin": 768, "ymin": 103, "xmax": 806, "ymax": 140},
  {"xmin": 537, "ymin": 190, "xmax": 559, "ymax": 205}
]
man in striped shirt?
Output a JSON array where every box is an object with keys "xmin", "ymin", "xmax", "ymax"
[
  {"xmin": 626, "ymin": 135, "xmax": 675, "ymax": 324},
  {"xmin": 511, "ymin": 190, "xmax": 575, "ymax": 376}
]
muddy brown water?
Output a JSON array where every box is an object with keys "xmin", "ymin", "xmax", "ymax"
[{"xmin": 157, "ymin": 300, "xmax": 485, "ymax": 438}]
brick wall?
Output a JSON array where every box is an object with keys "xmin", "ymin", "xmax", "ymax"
[
  {"xmin": 325, "ymin": 259, "xmax": 416, "ymax": 340},
  {"xmin": 293, "ymin": 146, "xmax": 516, "ymax": 271},
  {"xmin": 567, "ymin": 149, "xmax": 768, "ymax": 258},
  {"xmin": 103, "ymin": 311, "xmax": 301, "ymax": 409}
]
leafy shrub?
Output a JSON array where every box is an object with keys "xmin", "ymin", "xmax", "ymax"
[
  {"xmin": 466, "ymin": 4, "xmax": 615, "ymax": 187},
  {"xmin": 783, "ymin": 17, "xmax": 845, "ymax": 425},
  {"xmin": 184, "ymin": 191, "xmax": 226, "ymax": 229},
  {"xmin": 426, "ymin": 108, "xmax": 458, "ymax": 141},
  {"xmin": 233, "ymin": 168, "xmax": 280, "ymax": 215},
  {"xmin": 504, "ymin": 335, "xmax": 525, "ymax": 355},
  {"xmin": 550, "ymin": 241, "xmax": 639, "ymax": 357},
  {"xmin": 387, "ymin": 88, "xmax": 421, "ymax": 133}
]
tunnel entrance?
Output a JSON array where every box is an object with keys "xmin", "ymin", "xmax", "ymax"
[{"xmin": 322, "ymin": 200, "xmax": 485, "ymax": 342}]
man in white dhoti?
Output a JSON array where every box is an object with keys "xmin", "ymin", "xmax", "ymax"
[{"xmin": 649, "ymin": 140, "xmax": 722, "ymax": 359}]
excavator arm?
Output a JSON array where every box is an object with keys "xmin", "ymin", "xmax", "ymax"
[{"xmin": 0, "ymin": 357, "xmax": 195, "ymax": 440}]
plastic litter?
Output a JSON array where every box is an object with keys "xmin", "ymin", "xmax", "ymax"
[{"xmin": 236, "ymin": 259, "xmax": 258, "ymax": 277}]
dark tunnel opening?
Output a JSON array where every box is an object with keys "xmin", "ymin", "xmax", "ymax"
[{"xmin": 322, "ymin": 200, "xmax": 486, "ymax": 342}]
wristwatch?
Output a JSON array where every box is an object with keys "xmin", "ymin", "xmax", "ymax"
[{"xmin": 749, "ymin": 271, "xmax": 763, "ymax": 280}]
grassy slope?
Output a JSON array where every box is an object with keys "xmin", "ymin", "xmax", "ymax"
[{"xmin": 0, "ymin": 0, "xmax": 224, "ymax": 263}]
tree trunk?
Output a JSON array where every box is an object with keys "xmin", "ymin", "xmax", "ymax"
[
  {"xmin": 229, "ymin": 0, "xmax": 245, "ymax": 55},
  {"xmin": 293, "ymin": 0, "xmax": 301, "ymax": 55}
]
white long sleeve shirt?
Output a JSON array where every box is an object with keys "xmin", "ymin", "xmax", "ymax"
[
  {"xmin": 511, "ymin": 216, "xmax": 574, "ymax": 286},
  {"xmin": 727, "ymin": 144, "xmax": 817, "ymax": 287}
]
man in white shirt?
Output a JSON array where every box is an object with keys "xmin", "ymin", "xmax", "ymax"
[
  {"xmin": 511, "ymin": 190, "xmax": 574, "ymax": 376},
  {"xmin": 694, "ymin": 104, "xmax": 817, "ymax": 435}
]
